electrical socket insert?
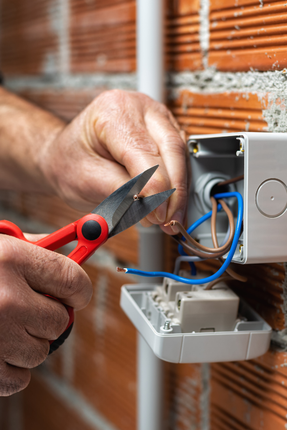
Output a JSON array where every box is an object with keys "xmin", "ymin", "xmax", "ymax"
[
  {"xmin": 153, "ymin": 276, "xmax": 239, "ymax": 333},
  {"xmin": 188, "ymin": 132, "xmax": 287, "ymax": 264},
  {"xmin": 121, "ymin": 276, "xmax": 271, "ymax": 363}
]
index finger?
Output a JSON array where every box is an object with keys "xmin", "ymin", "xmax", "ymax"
[{"xmin": 107, "ymin": 111, "xmax": 189, "ymax": 228}]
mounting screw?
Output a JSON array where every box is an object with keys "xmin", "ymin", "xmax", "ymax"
[
  {"xmin": 236, "ymin": 138, "xmax": 245, "ymax": 156},
  {"xmin": 160, "ymin": 319, "xmax": 173, "ymax": 334},
  {"xmin": 192, "ymin": 143, "xmax": 199, "ymax": 154},
  {"xmin": 164, "ymin": 320, "xmax": 171, "ymax": 330},
  {"xmin": 188, "ymin": 140, "xmax": 199, "ymax": 154},
  {"xmin": 239, "ymin": 244, "xmax": 244, "ymax": 260}
]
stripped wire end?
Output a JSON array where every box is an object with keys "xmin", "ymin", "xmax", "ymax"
[
  {"xmin": 164, "ymin": 220, "xmax": 176, "ymax": 227},
  {"xmin": 116, "ymin": 267, "xmax": 127, "ymax": 273}
]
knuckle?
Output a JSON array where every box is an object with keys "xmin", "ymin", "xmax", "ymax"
[
  {"xmin": 0, "ymin": 236, "xmax": 15, "ymax": 265},
  {"xmin": 0, "ymin": 283, "xmax": 18, "ymax": 315},
  {"xmin": 22, "ymin": 340, "xmax": 49, "ymax": 369},
  {"xmin": 58, "ymin": 259, "xmax": 92, "ymax": 308},
  {"xmin": 121, "ymin": 134, "xmax": 159, "ymax": 164},
  {"xmin": 95, "ymin": 89, "xmax": 125, "ymax": 107},
  {"xmin": 165, "ymin": 136, "xmax": 187, "ymax": 155},
  {"xmin": 58, "ymin": 259, "xmax": 79, "ymax": 297},
  {"xmin": 40, "ymin": 302, "xmax": 70, "ymax": 340}
]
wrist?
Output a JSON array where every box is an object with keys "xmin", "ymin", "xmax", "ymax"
[{"xmin": 37, "ymin": 122, "xmax": 67, "ymax": 197}]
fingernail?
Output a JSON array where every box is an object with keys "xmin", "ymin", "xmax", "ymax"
[{"xmin": 155, "ymin": 201, "xmax": 168, "ymax": 223}]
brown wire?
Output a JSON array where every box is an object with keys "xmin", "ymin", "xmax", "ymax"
[
  {"xmin": 216, "ymin": 175, "xmax": 244, "ymax": 187},
  {"xmin": 205, "ymin": 275, "xmax": 233, "ymax": 290},
  {"xmin": 168, "ymin": 211, "xmax": 234, "ymax": 255},
  {"xmin": 210, "ymin": 197, "xmax": 247, "ymax": 283},
  {"xmin": 173, "ymin": 236, "xmax": 228, "ymax": 259}
]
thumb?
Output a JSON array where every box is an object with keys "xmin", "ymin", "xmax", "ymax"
[{"xmin": 23, "ymin": 233, "xmax": 49, "ymax": 242}]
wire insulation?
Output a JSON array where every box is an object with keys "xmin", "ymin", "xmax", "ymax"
[
  {"xmin": 120, "ymin": 192, "xmax": 243, "ymax": 285},
  {"xmin": 211, "ymin": 197, "xmax": 247, "ymax": 283}
]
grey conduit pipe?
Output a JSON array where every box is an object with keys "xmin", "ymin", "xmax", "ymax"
[{"xmin": 136, "ymin": 1, "xmax": 165, "ymax": 430}]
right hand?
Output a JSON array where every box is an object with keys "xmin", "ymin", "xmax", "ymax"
[{"xmin": 0, "ymin": 234, "xmax": 92, "ymax": 396}]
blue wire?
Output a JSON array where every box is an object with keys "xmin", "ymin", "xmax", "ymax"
[
  {"xmin": 190, "ymin": 261, "xmax": 197, "ymax": 276},
  {"xmin": 124, "ymin": 192, "xmax": 243, "ymax": 285},
  {"xmin": 178, "ymin": 203, "xmax": 223, "ymax": 276},
  {"xmin": 178, "ymin": 203, "xmax": 223, "ymax": 256}
]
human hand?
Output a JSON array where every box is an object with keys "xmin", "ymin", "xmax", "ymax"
[
  {"xmin": 0, "ymin": 234, "xmax": 92, "ymax": 396},
  {"xmin": 41, "ymin": 90, "xmax": 190, "ymax": 234}
]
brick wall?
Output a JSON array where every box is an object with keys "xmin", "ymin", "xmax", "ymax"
[{"xmin": 0, "ymin": 0, "xmax": 287, "ymax": 429}]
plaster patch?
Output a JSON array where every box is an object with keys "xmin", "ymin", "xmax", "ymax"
[
  {"xmin": 48, "ymin": 0, "xmax": 70, "ymax": 75},
  {"xmin": 200, "ymin": 363, "xmax": 210, "ymax": 430},
  {"xmin": 271, "ymin": 263, "xmax": 287, "ymax": 349},
  {"xmin": 94, "ymin": 274, "xmax": 108, "ymax": 334},
  {"xmin": 5, "ymin": 73, "xmax": 137, "ymax": 91},
  {"xmin": 199, "ymin": 0, "xmax": 210, "ymax": 68}
]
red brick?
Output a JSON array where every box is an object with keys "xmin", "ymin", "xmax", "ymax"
[
  {"xmin": 70, "ymin": 2, "xmax": 136, "ymax": 73},
  {"xmin": 72, "ymin": 265, "xmax": 137, "ymax": 430},
  {"xmin": 169, "ymin": 90, "xmax": 268, "ymax": 134},
  {"xmin": 211, "ymin": 350, "xmax": 287, "ymax": 429},
  {"xmin": 0, "ymin": 0, "xmax": 58, "ymax": 75},
  {"xmin": 209, "ymin": 0, "xmax": 287, "ymax": 71},
  {"xmin": 23, "ymin": 372, "xmax": 97, "ymax": 430}
]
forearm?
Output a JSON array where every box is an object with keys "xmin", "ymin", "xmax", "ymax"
[{"xmin": 0, "ymin": 87, "xmax": 65, "ymax": 193}]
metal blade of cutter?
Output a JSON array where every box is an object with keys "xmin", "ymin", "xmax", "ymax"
[
  {"xmin": 93, "ymin": 165, "xmax": 159, "ymax": 232},
  {"xmin": 109, "ymin": 188, "xmax": 175, "ymax": 237}
]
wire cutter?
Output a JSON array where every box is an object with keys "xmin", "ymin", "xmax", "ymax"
[{"xmin": 0, "ymin": 165, "xmax": 175, "ymax": 353}]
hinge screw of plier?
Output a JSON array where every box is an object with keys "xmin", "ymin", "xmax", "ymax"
[{"xmin": 133, "ymin": 194, "xmax": 142, "ymax": 201}]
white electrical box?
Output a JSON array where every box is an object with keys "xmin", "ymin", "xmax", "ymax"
[
  {"xmin": 120, "ymin": 281, "xmax": 271, "ymax": 363},
  {"xmin": 188, "ymin": 132, "xmax": 287, "ymax": 264}
]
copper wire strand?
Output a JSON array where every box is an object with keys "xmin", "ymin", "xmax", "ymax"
[
  {"xmin": 204, "ymin": 275, "xmax": 233, "ymax": 290},
  {"xmin": 216, "ymin": 175, "xmax": 244, "ymax": 187},
  {"xmin": 210, "ymin": 197, "xmax": 247, "ymax": 283}
]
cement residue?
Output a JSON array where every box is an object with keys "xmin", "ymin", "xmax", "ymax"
[
  {"xmin": 200, "ymin": 364, "xmax": 210, "ymax": 430},
  {"xmin": 168, "ymin": 69, "xmax": 287, "ymax": 95},
  {"xmin": 168, "ymin": 69, "xmax": 287, "ymax": 132},
  {"xmin": 271, "ymin": 263, "xmax": 287, "ymax": 350},
  {"xmin": 199, "ymin": 0, "xmax": 210, "ymax": 68},
  {"xmin": 5, "ymin": 73, "xmax": 137, "ymax": 91}
]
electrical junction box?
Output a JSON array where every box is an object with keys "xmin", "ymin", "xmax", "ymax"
[
  {"xmin": 187, "ymin": 132, "xmax": 287, "ymax": 264},
  {"xmin": 120, "ymin": 278, "xmax": 271, "ymax": 363},
  {"xmin": 120, "ymin": 132, "xmax": 284, "ymax": 363}
]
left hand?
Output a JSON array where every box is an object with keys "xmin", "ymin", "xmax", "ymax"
[{"xmin": 40, "ymin": 90, "xmax": 190, "ymax": 234}]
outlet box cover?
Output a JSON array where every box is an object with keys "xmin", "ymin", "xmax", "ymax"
[{"xmin": 121, "ymin": 284, "xmax": 272, "ymax": 363}]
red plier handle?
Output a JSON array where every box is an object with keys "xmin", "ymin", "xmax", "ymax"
[{"xmin": 0, "ymin": 214, "xmax": 109, "ymax": 353}]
